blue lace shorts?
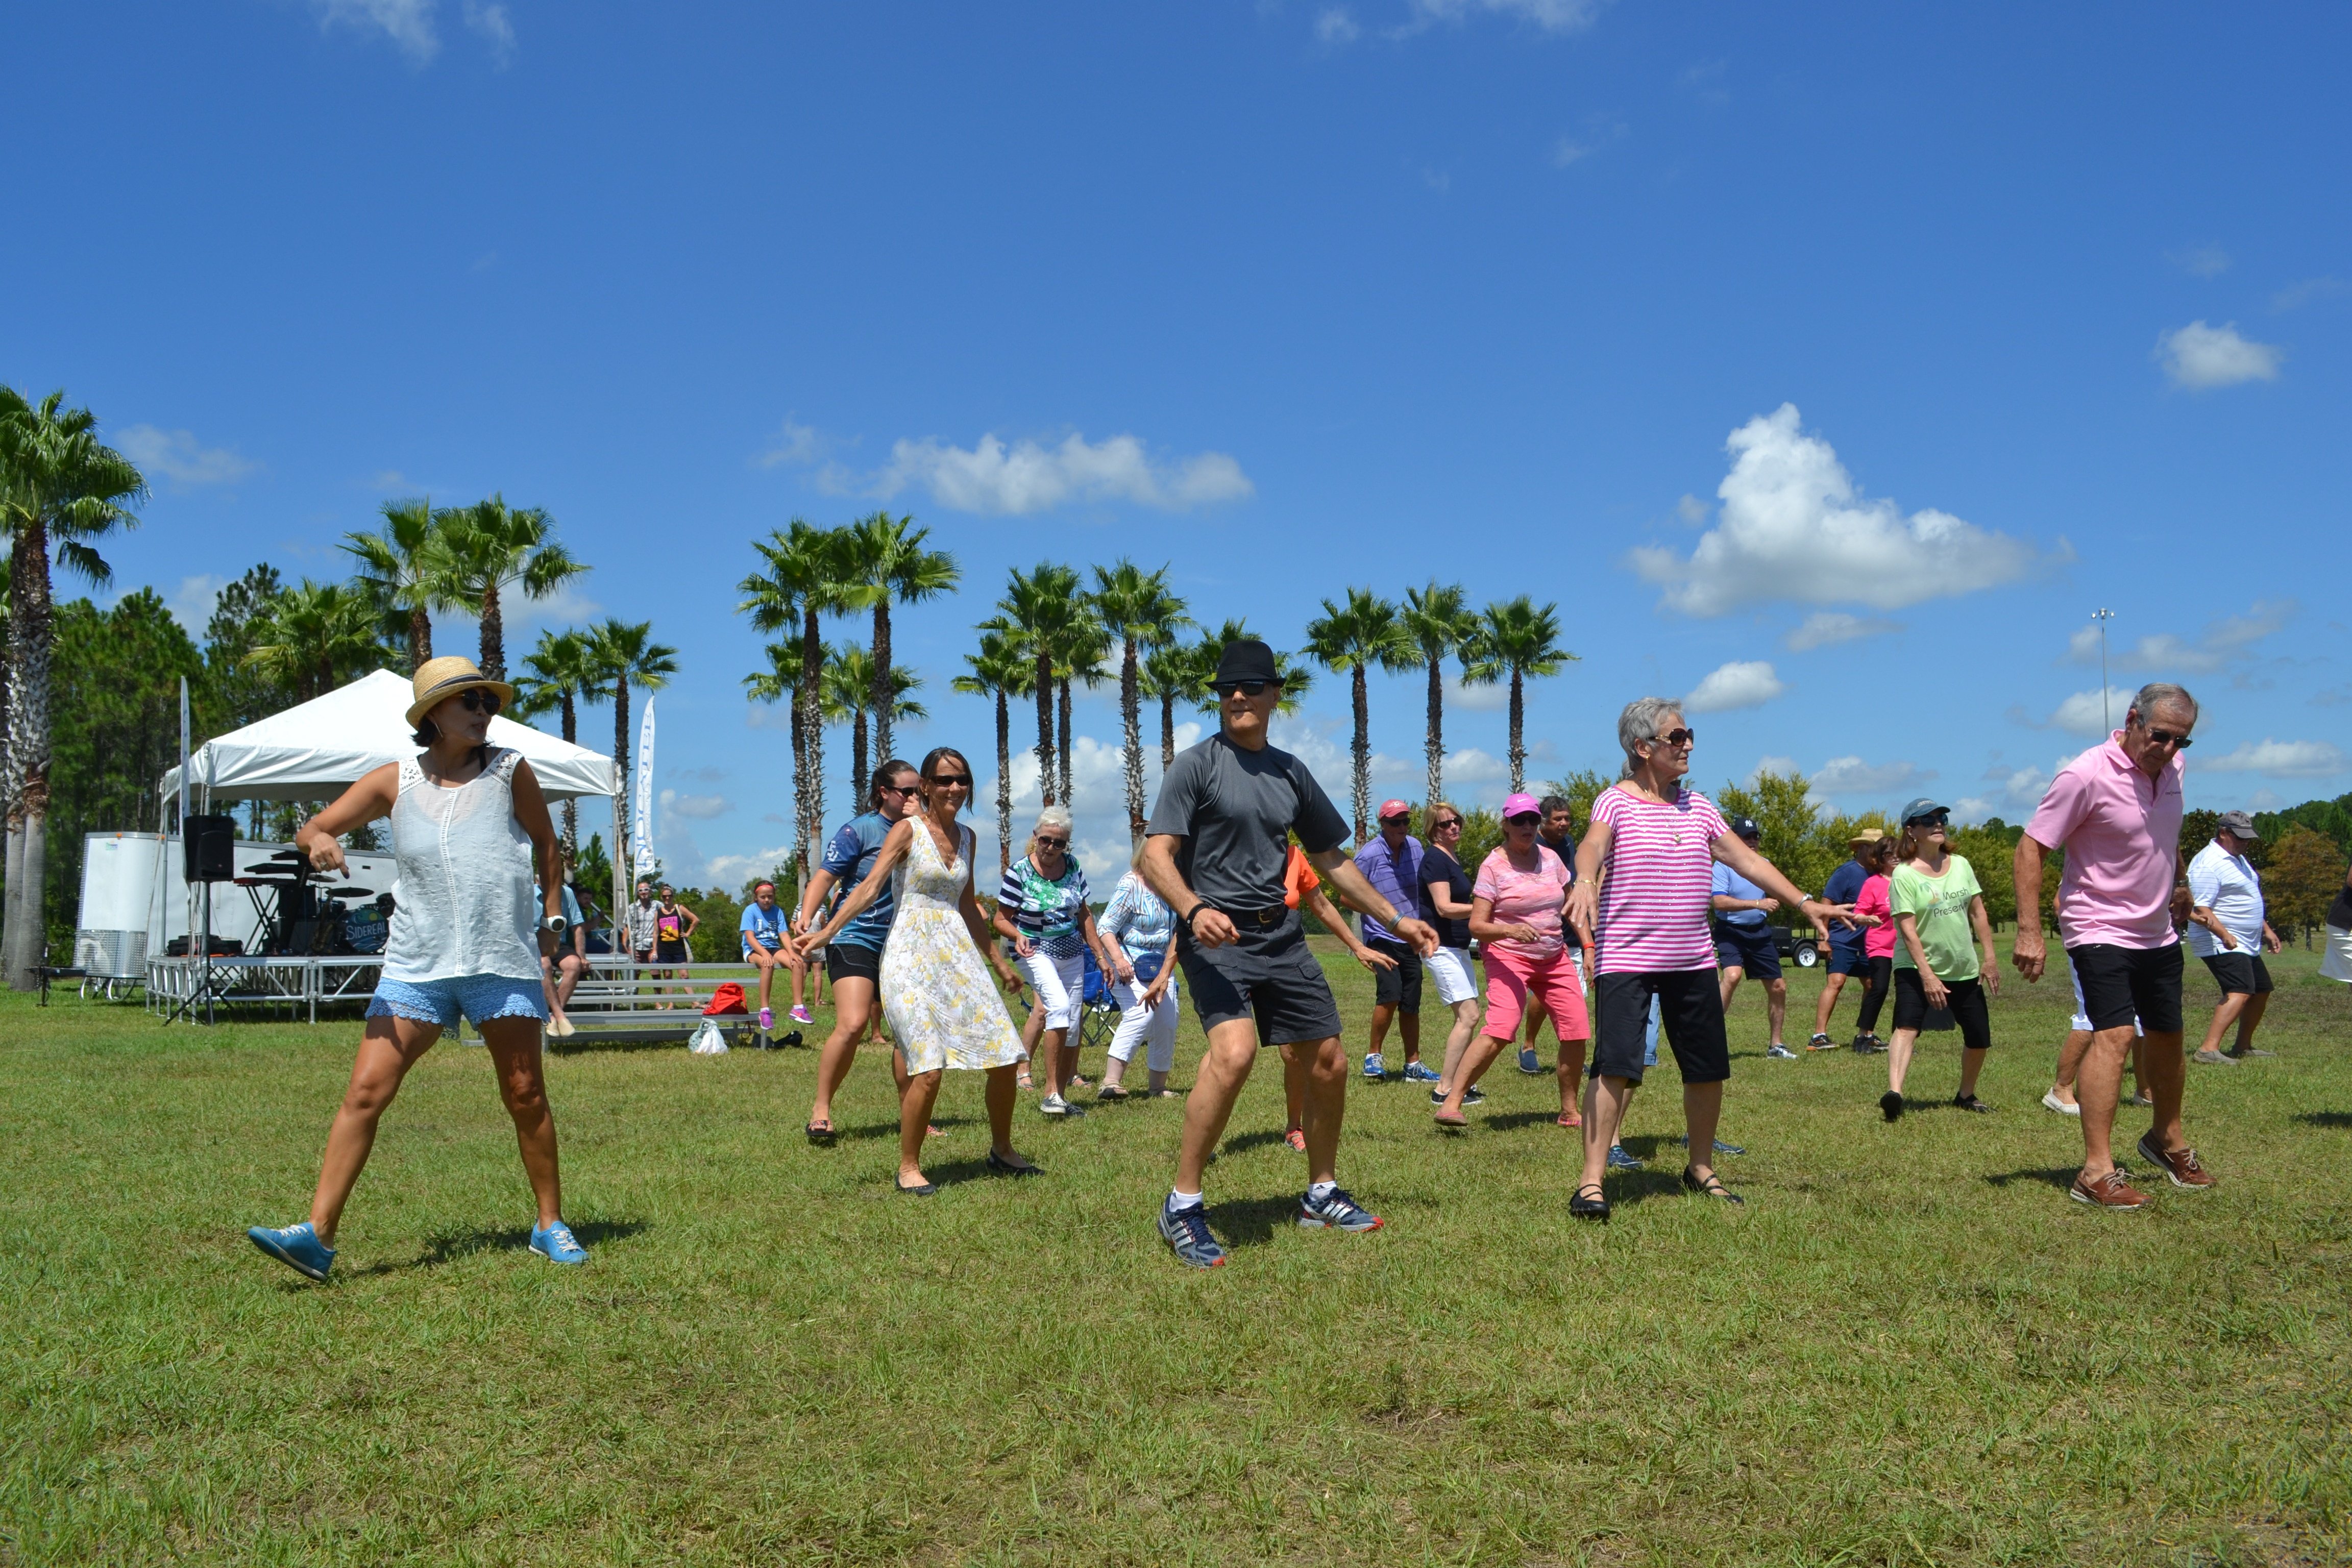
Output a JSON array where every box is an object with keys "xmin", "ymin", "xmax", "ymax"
[{"xmin": 368, "ymin": 974, "xmax": 549, "ymax": 1030}]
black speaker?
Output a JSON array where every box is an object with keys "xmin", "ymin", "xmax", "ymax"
[{"xmin": 184, "ymin": 816, "xmax": 237, "ymax": 881}]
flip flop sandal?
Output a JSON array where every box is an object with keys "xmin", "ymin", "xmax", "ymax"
[
  {"xmin": 1555, "ymin": 1113, "xmax": 1583, "ymax": 1129},
  {"xmin": 1433, "ymin": 1108, "xmax": 1469, "ymax": 1131},
  {"xmin": 805, "ymin": 1120, "xmax": 836, "ymax": 1145}
]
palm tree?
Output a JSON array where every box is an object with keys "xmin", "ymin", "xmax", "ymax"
[
  {"xmin": 344, "ymin": 497, "xmax": 443, "ymax": 673},
  {"xmin": 954, "ymin": 621, "xmax": 1030, "ymax": 874},
  {"xmin": 836, "ymin": 511, "xmax": 958, "ymax": 768},
  {"xmin": 820, "ymin": 642, "xmax": 927, "ymax": 804},
  {"xmin": 516, "ymin": 628, "xmax": 605, "ymax": 861},
  {"xmin": 1400, "ymin": 581, "xmax": 1481, "ymax": 816},
  {"xmin": 586, "ymin": 619, "xmax": 678, "ymax": 899},
  {"xmin": 1304, "ymin": 588, "xmax": 1413, "ymax": 843},
  {"xmin": 996, "ymin": 562, "xmax": 1085, "ymax": 807},
  {"xmin": 428, "ymin": 494, "xmax": 587, "ymax": 681},
  {"xmin": 1, "ymin": 388, "xmax": 146, "ymax": 990},
  {"xmin": 1089, "ymin": 560, "xmax": 1190, "ymax": 840},
  {"xmin": 1466, "ymin": 596, "xmax": 1576, "ymax": 793},
  {"xmin": 240, "ymin": 579, "xmax": 388, "ymax": 702},
  {"xmin": 739, "ymin": 521, "xmax": 853, "ymax": 875},
  {"xmin": 1139, "ymin": 639, "xmax": 1203, "ymax": 778},
  {"xmin": 1056, "ymin": 609, "xmax": 1111, "ymax": 817},
  {"xmin": 1187, "ymin": 619, "xmax": 1314, "ymax": 716}
]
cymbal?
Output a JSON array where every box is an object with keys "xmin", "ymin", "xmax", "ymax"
[{"xmin": 325, "ymin": 887, "xmax": 376, "ymax": 899}]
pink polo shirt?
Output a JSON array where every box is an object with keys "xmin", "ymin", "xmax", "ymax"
[{"xmin": 2025, "ymin": 732, "xmax": 2185, "ymax": 951}]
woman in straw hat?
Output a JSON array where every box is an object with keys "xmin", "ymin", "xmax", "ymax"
[
  {"xmin": 1806, "ymin": 827, "xmax": 1889, "ymax": 1050},
  {"xmin": 244, "ymin": 656, "xmax": 589, "ymax": 1281}
]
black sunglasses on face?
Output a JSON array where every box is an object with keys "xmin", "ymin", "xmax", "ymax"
[
  {"xmin": 457, "ymin": 688, "xmax": 500, "ymax": 715},
  {"xmin": 1906, "ymin": 813, "xmax": 1949, "ymax": 828},
  {"xmin": 2146, "ymin": 729, "xmax": 2194, "ymax": 748},
  {"xmin": 1647, "ymin": 727, "xmax": 1696, "ymax": 748},
  {"xmin": 1505, "ymin": 812, "xmax": 1540, "ymax": 825},
  {"xmin": 1433, "ymin": 818, "xmax": 1462, "ymax": 831},
  {"xmin": 1034, "ymin": 836, "xmax": 1068, "ymax": 849},
  {"xmin": 1216, "ymin": 680, "xmax": 1272, "ymax": 697},
  {"xmin": 929, "ymin": 774, "xmax": 972, "ymax": 788}
]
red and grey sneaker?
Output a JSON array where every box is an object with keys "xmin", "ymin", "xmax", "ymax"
[
  {"xmin": 1298, "ymin": 1187, "xmax": 1384, "ymax": 1233},
  {"xmin": 2135, "ymin": 1133, "xmax": 2216, "ymax": 1189},
  {"xmin": 2069, "ymin": 1168, "xmax": 2150, "ymax": 1210},
  {"xmin": 1159, "ymin": 1199, "xmax": 1227, "ymax": 1268}
]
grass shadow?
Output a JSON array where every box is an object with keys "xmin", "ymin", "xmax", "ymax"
[
  {"xmin": 1983, "ymin": 1167, "xmax": 2078, "ymax": 1192},
  {"xmin": 1218, "ymin": 1129, "xmax": 1295, "ymax": 1158},
  {"xmin": 545, "ymin": 1035, "xmax": 689, "ymax": 1056},
  {"xmin": 336, "ymin": 1217, "xmax": 651, "ymax": 1280},
  {"xmin": 1599, "ymin": 1170, "xmax": 1686, "ymax": 1209},
  {"xmin": 919, "ymin": 1156, "xmax": 1039, "ymax": 1189},
  {"xmin": 1206, "ymin": 1194, "xmax": 1305, "ymax": 1247},
  {"xmin": 2294, "ymin": 1112, "xmax": 2352, "ymax": 1130},
  {"xmin": 1482, "ymin": 1109, "xmax": 1569, "ymax": 1133}
]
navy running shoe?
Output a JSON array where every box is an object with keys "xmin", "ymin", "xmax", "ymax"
[
  {"xmin": 1517, "ymin": 1047, "xmax": 1544, "ymax": 1075},
  {"xmin": 1159, "ymin": 1199, "xmax": 1227, "ymax": 1268},
  {"xmin": 1605, "ymin": 1144, "xmax": 1645, "ymax": 1171},
  {"xmin": 1298, "ymin": 1187, "xmax": 1384, "ymax": 1232}
]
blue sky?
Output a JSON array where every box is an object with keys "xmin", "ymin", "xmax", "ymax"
[{"xmin": 7, "ymin": 2, "xmax": 2348, "ymax": 886}]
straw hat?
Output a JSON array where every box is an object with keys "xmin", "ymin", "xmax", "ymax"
[
  {"xmin": 405, "ymin": 655, "xmax": 514, "ymax": 727},
  {"xmin": 1847, "ymin": 827, "xmax": 1888, "ymax": 847}
]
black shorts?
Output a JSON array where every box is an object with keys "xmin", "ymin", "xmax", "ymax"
[
  {"xmin": 1367, "ymin": 937, "xmax": 1423, "ymax": 1011},
  {"xmin": 1590, "ymin": 969, "xmax": 1729, "ymax": 1086},
  {"xmin": 2067, "ymin": 942, "xmax": 2185, "ymax": 1035},
  {"xmin": 1713, "ymin": 922, "xmax": 1782, "ymax": 979},
  {"xmin": 1891, "ymin": 969, "xmax": 1993, "ymax": 1052},
  {"xmin": 1827, "ymin": 944, "xmax": 1871, "ymax": 977},
  {"xmin": 656, "ymin": 940, "xmax": 690, "ymax": 964},
  {"xmin": 1179, "ymin": 914, "xmax": 1343, "ymax": 1047},
  {"xmin": 826, "ymin": 941, "xmax": 883, "ymax": 985},
  {"xmin": 2202, "ymin": 951, "xmax": 2273, "ymax": 996}
]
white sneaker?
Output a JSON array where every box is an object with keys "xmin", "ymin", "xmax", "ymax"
[
  {"xmin": 1765, "ymin": 1043, "xmax": 1797, "ymax": 1060},
  {"xmin": 1039, "ymin": 1093, "xmax": 1085, "ymax": 1118},
  {"xmin": 2041, "ymin": 1090, "xmax": 2081, "ymax": 1117}
]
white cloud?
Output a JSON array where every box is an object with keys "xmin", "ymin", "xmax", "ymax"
[
  {"xmin": 755, "ymin": 415, "xmax": 828, "ymax": 470},
  {"xmin": 2273, "ymin": 277, "xmax": 2347, "ymax": 312},
  {"xmin": 2044, "ymin": 688, "xmax": 2129, "ymax": 738},
  {"xmin": 1808, "ymin": 756, "xmax": 1933, "ymax": 796},
  {"xmin": 1407, "ymin": 0, "xmax": 1604, "ymax": 34},
  {"xmin": 2157, "ymin": 321, "xmax": 2282, "ymax": 389},
  {"xmin": 1785, "ymin": 611, "xmax": 1899, "ymax": 652},
  {"xmin": 168, "ymin": 574, "xmax": 229, "ymax": 632},
  {"xmin": 1684, "ymin": 660, "xmax": 1785, "ymax": 714},
  {"xmin": 461, "ymin": 0, "xmax": 512, "ymax": 62},
  {"xmin": 745, "ymin": 702, "xmax": 794, "ymax": 732},
  {"xmin": 661, "ymin": 790, "xmax": 733, "ymax": 821},
  {"xmin": 2062, "ymin": 601, "xmax": 2292, "ymax": 676},
  {"xmin": 1439, "ymin": 747, "xmax": 1510, "ymax": 784},
  {"xmin": 1629, "ymin": 404, "xmax": 2050, "ymax": 616},
  {"xmin": 1751, "ymin": 755, "xmax": 1801, "ymax": 781},
  {"xmin": 862, "ymin": 431, "xmax": 1253, "ymax": 516},
  {"xmin": 1316, "ymin": 7, "xmax": 1361, "ymax": 42},
  {"xmin": 700, "ymin": 845, "xmax": 795, "ymax": 895},
  {"xmin": 439, "ymin": 581, "xmax": 602, "ymax": 645},
  {"xmin": 307, "ymin": 0, "xmax": 439, "ymax": 60},
  {"xmin": 2172, "ymin": 245, "xmax": 2232, "ymax": 279},
  {"xmin": 2250, "ymin": 789, "xmax": 2283, "ymax": 810},
  {"xmin": 1552, "ymin": 138, "xmax": 1594, "ymax": 167},
  {"xmin": 1443, "ymin": 670, "xmax": 1508, "ymax": 713},
  {"xmin": 118, "ymin": 425, "xmax": 257, "ymax": 487},
  {"xmin": 2196, "ymin": 739, "xmax": 2348, "ymax": 780},
  {"xmin": 1675, "ymin": 494, "xmax": 1708, "ymax": 525}
]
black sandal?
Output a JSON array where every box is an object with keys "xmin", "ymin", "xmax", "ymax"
[
  {"xmin": 1570, "ymin": 1183, "xmax": 1610, "ymax": 1221},
  {"xmin": 1681, "ymin": 1166, "xmax": 1744, "ymax": 1205},
  {"xmin": 987, "ymin": 1149, "xmax": 1041, "ymax": 1178},
  {"xmin": 805, "ymin": 1119, "xmax": 836, "ymax": 1145}
]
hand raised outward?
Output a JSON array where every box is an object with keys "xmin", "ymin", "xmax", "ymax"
[
  {"xmin": 1187, "ymin": 907, "xmax": 1239, "ymax": 949},
  {"xmin": 1355, "ymin": 944, "xmax": 1398, "ymax": 973},
  {"xmin": 2011, "ymin": 927, "xmax": 2046, "ymax": 983},
  {"xmin": 1804, "ymin": 900, "xmax": 1859, "ymax": 929},
  {"xmin": 1391, "ymin": 916, "xmax": 1440, "ymax": 958}
]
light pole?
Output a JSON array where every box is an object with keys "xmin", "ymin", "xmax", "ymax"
[{"xmin": 2092, "ymin": 608, "xmax": 2116, "ymax": 730}]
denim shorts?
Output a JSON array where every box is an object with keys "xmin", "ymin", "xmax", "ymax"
[{"xmin": 368, "ymin": 974, "xmax": 549, "ymax": 1030}]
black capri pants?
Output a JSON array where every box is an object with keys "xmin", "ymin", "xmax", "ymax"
[
  {"xmin": 1854, "ymin": 955, "xmax": 1894, "ymax": 1034},
  {"xmin": 1891, "ymin": 969, "xmax": 1993, "ymax": 1054}
]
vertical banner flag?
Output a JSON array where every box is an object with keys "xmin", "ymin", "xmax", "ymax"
[{"xmin": 631, "ymin": 697, "xmax": 658, "ymax": 870}]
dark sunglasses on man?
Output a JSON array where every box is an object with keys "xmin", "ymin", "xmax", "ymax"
[{"xmin": 1215, "ymin": 679, "xmax": 1273, "ymax": 697}]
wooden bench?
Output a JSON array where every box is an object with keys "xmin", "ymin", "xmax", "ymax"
[{"xmin": 455, "ymin": 960, "xmax": 784, "ymax": 1048}]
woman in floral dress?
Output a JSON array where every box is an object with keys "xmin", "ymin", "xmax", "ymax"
[{"xmin": 793, "ymin": 746, "xmax": 1037, "ymax": 1193}]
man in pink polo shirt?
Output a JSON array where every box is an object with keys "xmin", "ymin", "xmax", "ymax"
[{"xmin": 2013, "ymin": 681, "xmax": 2214, "ymax": 1210}]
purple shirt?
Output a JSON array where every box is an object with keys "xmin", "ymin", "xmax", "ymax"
[
  {"xmin": 2025, "ymin": 732, "xmax": 2186, "ymax": 952},
  {"xmin": 1353, "ymin": 834, "xmax": 1423, "ymax": 945}
]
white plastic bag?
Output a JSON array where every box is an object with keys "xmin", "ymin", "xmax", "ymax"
[{"xmin": 689, "ymin": 1017, "xmax": 730, "ymax": 1056}]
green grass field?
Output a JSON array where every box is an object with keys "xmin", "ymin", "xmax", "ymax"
[{"xmin": 5, "ymin": 939, "xmax": 2350, "ymax": 1566}]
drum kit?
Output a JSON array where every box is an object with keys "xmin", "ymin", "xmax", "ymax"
[{"xmin": 233, "ymin": 849, "xmax": 382, "ymax": 956}]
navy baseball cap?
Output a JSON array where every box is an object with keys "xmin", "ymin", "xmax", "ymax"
[
  {"xmin": 1899, "ymin": 797, "xmax": 1949, "ymax": 825},
  {"xmin": 1728, "ymin": 815, "xmax": 1761, "ymax": 839}
]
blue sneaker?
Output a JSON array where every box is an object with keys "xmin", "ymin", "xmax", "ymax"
[
  {"xmin": 1402, "ymin": 1060, "xmax": 1441, "ymax": 1083},
  {"xmin": 1159, "ymin": 1199, "xmax": 1227, "ymax": 1268},
  {"xmin": 1766, "ymin": 1043, "xmax": 1798, "ymax": 1060},
  {"xmin": 1679, "ymin": 1135, "xmax": 1747, "ymax": 1156},
  {"xmin": 1361, "ymin": 1052, "xmax": 1386, "ymax": 1081},
  {"xmin": 1606, "ymin": 1144, "xmax": 1645, "ymax": 1171},
  {"xmin": 530, "ymin": 1220, "xmax": 589, "ymax": 1265},
  {"xmin": 1428, "ymin": 1084, "xmax": 1487, "ymax": 1107},
  {"xmin": 247, "ymin": 1220, "xmax": 335, "ymax": 1281},
  {"xmin": 1517, "ymin": 1047, "xmax": 1544, "ymax": 1075},
  {"xmin": 1299, "ymin": 1186, "xmax": 1384, "ymax": 1232}
]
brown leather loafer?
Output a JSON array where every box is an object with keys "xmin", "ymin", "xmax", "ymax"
[
  {"xmin": 2136, "ymin": 1133, "xmax": 2216, "ymax": 1189},
  {"xmin": 2069, "ymin": 1168, "xmax": 2149, "ymax": 1210}
]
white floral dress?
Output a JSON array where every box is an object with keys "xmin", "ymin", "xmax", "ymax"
[{"xmin": 880, "ymin": 820, "xmax": 1024, "ymax": 1073}]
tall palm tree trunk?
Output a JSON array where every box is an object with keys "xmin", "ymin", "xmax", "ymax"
[
  {"xmin": 1120, "ymin": 638, "xmax": 1144, "ymax": 840},
  {"xmin": 479, "ymin": 585, "xmax": 505, "ymax": 681},
  {"xmin": 558, "ymin": 691, "xmax": 580, "ymax": 863},
  {"xmin": 799, "ymin": 608, "xmax": 826, "ymax": 873},
  {"xmin": 1161, "ymin": 692, "xmax": 1177, "ymax": 774},
  {"xmin": 850, "ymin": 707, "xmax": 869, "ymax": 807},
  {"xmin": 408, "ymin": 605, "xmax": 432, "ymax": 674},
  {"xmin": 5, "ymin": 523, "xmax": 54, "ymax": 989},
  {"xmin": 1350, "ymin": 665, "xmax": 1370, "ymax": 844},
  {"xmin": 1033, "ymin": 652, "xmax": 1056, "ymax": 806},
  {"xmin": 993, "ymin": 689, "xmax": 1012, "ymax": 874},
  {"xmin": 870, "ymin": 601, "xmax": 894, "ymax": 767},
  {"xmin": 1508, "ymin": 669, "xmax": 1526, "ymax": 793},
  {"xmin": 1057, "ymin": 677, "xmax": 1073, "ymax": 811},
  {"xmin": 788, "ymin": 690, "xmax": 808, "ymax": 892},
  {"xmin": 1424, "ymin": 655, "xmax": 1444, "ymax": 816},
  {"xmin": 612, "ymin": 675, "xmax": 632, "ymax": 894}
]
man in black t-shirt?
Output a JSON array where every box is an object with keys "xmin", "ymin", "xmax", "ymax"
[{"xmin": 1141, "ymin": 640, "xmax": 1438, "ymax": 1269}]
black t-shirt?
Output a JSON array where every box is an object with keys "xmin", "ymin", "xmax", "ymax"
[
  {"xmin": 2331, "ymin": 882, "xmax": 2352, "ymax": 933},
  {"xmin": 1417, "ymin": 844, "xmax": 1472, "ymax": 949},
  {"xmin": 1144, "ymin": 731, "xmax": 1349, "ymax": 913},
  {"xmin": 1537, "ymin": 831, "xmax": 1579, "ymax": 886}
]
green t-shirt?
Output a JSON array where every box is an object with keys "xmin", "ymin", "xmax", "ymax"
[{"xmin": 1891, "ymin": 855, "xmax": 1983, "ymax": 981}]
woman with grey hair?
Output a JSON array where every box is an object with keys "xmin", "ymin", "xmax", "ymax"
[
  {"xmin": 992, "ymin": 805, "xmax": 1124, "ymax": 1116},
  {"xmin": 1562, "ymin": 697, "xmax": 1851, "ymax": 1218}
]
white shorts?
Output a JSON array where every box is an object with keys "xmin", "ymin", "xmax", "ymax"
[
  {"xmin": 1425, "ymin": 946, "xmax": 1479, "ymax": 1007},
  {"xmin": 1021, "ymin": 948, "xmax": 1088, "ymax": 1032},
  {"xmin": 2068, "ymin": 958, "xmax": 2142, "ymax": 1035},
  {"xmin": 2321, "ymin": 925, "xmax": 2352, "ymax": 984}
]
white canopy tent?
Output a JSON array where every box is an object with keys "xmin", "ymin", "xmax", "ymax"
[{"xmin": 161, "ymin": 669, "xmax": 617, "ymax": 805}]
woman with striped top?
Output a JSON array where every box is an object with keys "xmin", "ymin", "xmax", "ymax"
[
  {"xmin": 991, "ymin": 805, "xmax": 1123, "ymax": 1117},
  {"xmin": 1095, "ymin": 851, "xmax": 1183, "ymax": 1099},
  {"xmin": 1562, "ymin": 697, "xmax": 1849, "ymax": 1219}
]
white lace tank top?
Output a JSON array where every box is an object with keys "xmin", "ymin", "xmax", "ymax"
[{"xmin": 381, "ymin": 747, "xmax": 542, "ymax": 983}]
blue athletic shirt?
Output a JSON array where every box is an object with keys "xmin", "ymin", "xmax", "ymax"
[
  {"xmin": 1822, "ymin": 858, "xmax": 1870, "ymax": 952},
  {"xmin": 1709, "ymin": 861, "xmax": 1770, "ymax": 928},
  {"xmin": 822, "ymin": 812, "xmax": 898, "ymax": 951},
  {"xmin": 740, "ymin": 900, "xmax": 790, "ymax": 953}
]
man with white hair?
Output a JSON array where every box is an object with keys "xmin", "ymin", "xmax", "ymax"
[
  {"xmin": 2014, "ymin": 682, "xmax": 2212, "ymax": 1210},
  {"xmin": 2185, "ymin": 809, "xmax": 2282, "ymax": 1065}
]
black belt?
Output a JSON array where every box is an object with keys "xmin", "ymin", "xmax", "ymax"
[{"xmin": 1225, "ymin": 905, "xmax": 1292, "ymax": 930}]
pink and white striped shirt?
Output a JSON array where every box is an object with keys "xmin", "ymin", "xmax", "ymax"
[{"xmin": 1591, "ymin": 783, "xmax": 1730, "ymax": 974}]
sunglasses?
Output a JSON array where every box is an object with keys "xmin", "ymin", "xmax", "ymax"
[
  {"xmin": 877, "ymin": 782, "xmax": 912, "ymax": 795},
  {"xmin": 1505, "ymin": 812, "xmax": 1540, "ymax": 825},
  {"xmin": 456, "ymin": 688, "xmax": 501, "ymax": 715},
  {"xmin": 1034, "ymin": 836, "xmax": 1068, "ymax": 850},
  {"xmin": 929, "ymin": 773, "xmax": 972, "ymax": 788},
  {"xmin": 1215, "ymin": 680, "xmax": 1273, "ymax": 697},
  {"xmin": 1432, "ymin": 818, "xmax": 1462, "ymax": 831},
  {"xmin": 2145, "ymin": 728, "xmax": 2194, "ymax": 748},
  {"xmin": 1646, "ymin": 727, "xmax": 1696, "ymax": 748},
  {"xmin": 1906, "ymin": 813, "xmax": 1949, "ymax": 828}
]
